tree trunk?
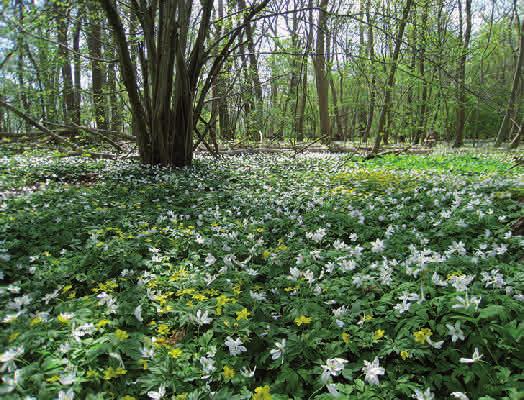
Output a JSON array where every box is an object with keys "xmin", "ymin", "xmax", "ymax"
[
  {"xmin": 16, "ymin": 0, "xmax": 30, "ymax": 132},
  {"xmin": 72, "ymin": 10, "xmax": 82, "ymax": 126},
  {"xmin": 88, "ymin": 11, "xmax": 108, "ymax": 131},
  {"xmin": 372, "ymin": 0, "xmax": 414, "ymax": 153},
  {"xmin": 453, "ymin": 0, "xmax": 472, "ymax": 148},
  {"xmin": 496, "ymin": 19, "xmax": 523, "ymax": 146},
  {"xmin": 363, "ymin": 0, "xmax": 376, "ymax": 144},
  {"xmin": 56, "ymin": 4, "xmax": 74, "ymax": 125},
  {"xmin": 313, "ymin": 0, "xmax": 331, "ymax": 142}
]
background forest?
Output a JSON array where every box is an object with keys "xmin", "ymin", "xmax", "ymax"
[{"xmin": 0, "ymin": 0, "xmax": 522, "ymax": 165}]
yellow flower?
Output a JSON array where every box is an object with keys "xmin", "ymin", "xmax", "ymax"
[
  {"xmin": 223, "ymin": 365, "xmax": 235, "ymax": 380},
  {"xmin": 252, "ymin": 385, "xmax": 272, "ymax": 400},
  {"xmin": 413, "ymin": 328, "xmax": 432, "ymax": 344},
  {"xmin": 103, "ymin": 367, "xmax": 127, "ymax": 380},
  {"xmin": 360, "ymin": 313, "xmax": 373, "ymax": 324},
  {"xmin": 8, "ymin": 332, "xmax": 20, "ymax": 342},
  {"xmin": 87, "ymin": 369, "xmax": 99, "ymax": 378},
  {"xmin": 192, "ymin": 294, "xmax": 208, "ymax": 301},
  {"xmin": 169, "ymin": 348, "xmax": 183, "ymax": 359},
  {"xmin": 57, "ymin": 313, "xmax": 73, "ymax": 324},
  {"xmin": 342, "ymin": 332, "xmax": 350, "ymax": 344},
  {"xmin": 62, "ymin": 285, "xmax": 73, "ymax": 293},
  {"xmin": 115, "ymin": 329, "xmax": 129, "ymax": 341},
  {"xmin": 96, "ymin": 319, "xmax": 111, "ymax": 328},
  {"xmin": 175, "ymin": 394, "xmax": 188, "ymax": 400},
  {"xmin": 262, "ymin": 250, "xmax": 271, "ymax": 259},
  {"xmin": 294, "ymin": 315, "xmax": 312, "ymax": 326},
  {"xmin": 157, "ymin": 324, "xmax": 170, "ymax": 335},
  {"xmin": 121, "ymin": 396, "xmax": 136, "ymax": 400},
  {"xmin": 46, "ymin": 375, "xmax": 60, "ymax": 383},
  {"xmin": 30, "ymin": 316, "xmax": 42, "ymax": 326},
  {"xmin": 400, "ymin": 350, "xmax": 410, "ymax": 360},
  {"xmin": 139, "ymin": 359, "xmax": 148, "ymax": 370},
  {"xmin": 236, "ymin": 308, "xmax": 251, "ymax": 321},
  {"xmin": 373, "ymin": 329, "xmax": 385, "ymax": 340}
]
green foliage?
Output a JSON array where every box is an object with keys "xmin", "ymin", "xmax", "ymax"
[{"xmin": 0, "ymin": 150, "xmax": 523, "ymax": 399}]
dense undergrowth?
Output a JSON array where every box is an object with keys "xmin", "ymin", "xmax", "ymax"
[{"xmin": 0, "ymin": 149, "xmax": 523, "ymax": 399}]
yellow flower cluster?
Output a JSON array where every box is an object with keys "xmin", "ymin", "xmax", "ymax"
[
  {"xmin": 223, "ymin": 365, "xmax": 235, "ymax": 380},
  {"xmin": 252, "ymin": 385, "xmax": 272, "ymax": 400},
  {"xmin": 294, "ymin": 315, "xmax": 312, "ymax": 326},
  {"xmin": 413, "ymin": 328, "xmax": 432, "ymax": 344},
  {"xmin": 103, "ymin": 366, "xmax": 127, "ymax": 380}
]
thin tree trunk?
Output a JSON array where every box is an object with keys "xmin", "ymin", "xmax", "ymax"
[
  {"xmin": 496, "ymin": 19, "xmax": 523, "ymax": 146},
  {"xmin": 453, "ymin": 0, "xmax": 472, "ymax": 148},
  {"xmin": 313, "ymin": 0, "xmax": 331, "ymax": 142},
  {"xmin": 56, "ymin": 4, "xmax": 74, "ymax": 125},
  {"xmin": 72, "ymin": 10, "xmax": 82, "ymax": 126},
  {"xmin": 88, "ymin": 11, "xmax": 108, "ymax": 131},
  {"xmin": 372, "ymin": 0, "xmax": 414, "ymax": 153}
]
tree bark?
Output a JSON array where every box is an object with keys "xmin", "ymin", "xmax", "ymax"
[
  {"xmin": 453, "ymin": 0, "xmax": 472, "ymax": 148},
  {"xmin": 56, "ymin": 3, "xmax": 75, "ymax": 125},
  {"xmin": 313, "ymin": 0, "xmax": 331, "ymax": 142},
  {"xmin": 88, "ymin": 11, "xmax": 108, "ymax": 131},
  {"xmin": 496, "ymin": 19, "xmax": 523, "ymax": 146},
  {"xmin": 372, "ymin": 0, "xmax": 414, "ymax": 153}
]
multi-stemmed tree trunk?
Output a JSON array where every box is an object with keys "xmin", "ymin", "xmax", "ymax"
[
  {"xmin": 453, "ymin": 0, "xmax": 472, "ymax": 148},
  {"xmin": 100, "ymin": 0, "xmax": 268, "ymax": 166},
  {"xmin": 313, "ymin": 0, "xmax": 331, "ymax": 143},
  {"xmin": 372, "ymin": 0, "xmax": 414, "ymax": 153},
  {"xmin": 496, "ymin": 19, "xmax": 523, "ymax": 147}
]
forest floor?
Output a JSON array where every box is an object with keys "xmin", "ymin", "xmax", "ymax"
[{"xmin": 0, "ymin": 146, "xmax": 523, "ymax": 400}]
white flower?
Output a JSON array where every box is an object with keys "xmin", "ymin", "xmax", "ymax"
[
  {"xmin": 446, "ymin": 321, "xmax": 465, "ymax": 342},
  {"xmin": 412, "ymin": 388, "xmax": 434, "ymax": 400},
  {"xmin": 71, "ymin": 323, "xmax": 95, "ymax": 342},
  {"xmin": 326, "ymin": 383, "xmax": 342, "ymax": 397},
  {"xmin": 459, "ymin": 347, "xmax": 483, "ymax": 363},
  {"xmin": 59, "ymin": 370, "xmax": 76, "ymax": 385},
  {"xmin": 431, "ymin": 272, "xmax": 448, "ymax": 287},
  {"xmin": 452, "ymin": 294, "xmax": 481, "ymax": 311},
  {"xmin": 8, "ymin": 295, "xmax": 31, "ymax": 310},
  {"xmin": 193, "ymin": 309, "xmax": 213, "ymax": 326},
  {"xmin": 224, "ymin": 336, "xmax": 247, "ymax": 356},
  {"xmin": 481, "ymin": 269, "xmax": 505, "ymax": 289},
  {"xmin": 371, "ymin": 239, "xmax": 385, "ymax": 253},
  {"xmin": 205, "ymin": 253, "xmax": 216, "ymax": 266},
  {"xmin": 200, "ymin": 356, "xmax": 216, "ymax": 378},
  {"xmin": 288, "ymin": 267, "xmax": 302, "ymax": 281},
  {"xmin": 240, "ymin": 365, "xmax": 256, "ymax": 378},
  {"xmin": 361, "ymin": 357, "xmax": 385, "ymax": 385},
  {"xmin": 450, "ymin": 392, "xmax": 469, "ymax": 400},
  {"xmin": 449, "ymin": 275, "xmax": 475, "ymax": 292},
  {"xmin": 270, "ymin": 339, "xmax": 286, "ymax": 361},
  {"xmin": 339, "ymin": 259, "xmax": 357, "ymax": 272},
  {"xmin": 250, "ymin": 290, "xmax": 267, "ymax": 301},
  {"xmin": 321, "ymin": 358, "xmax": 348, "ymax": 383},
  {"xmin": 147, "ymin": 384, "xmax": 166, "ymax": 400},
  {"xmin": 306, "ymin": 228, "xmax": 327, "ymax": 243},
  {"xmin": 0, "ymin": 346, "xmax": 24, "ymax": 372},
  {"xmin": 97, "ymin": 292, "xmax": 118, "ymax": 314},
  {"xmin": 134, "ymin": 305, "xmax": 143, "ymax": 322},
  {"xmin": 57, "ymin": 388, "xmax": 75, "ymax": 400},
  {"xmin": 141, "ymin": 346, "xmax": 155, "ymax": 358}
]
